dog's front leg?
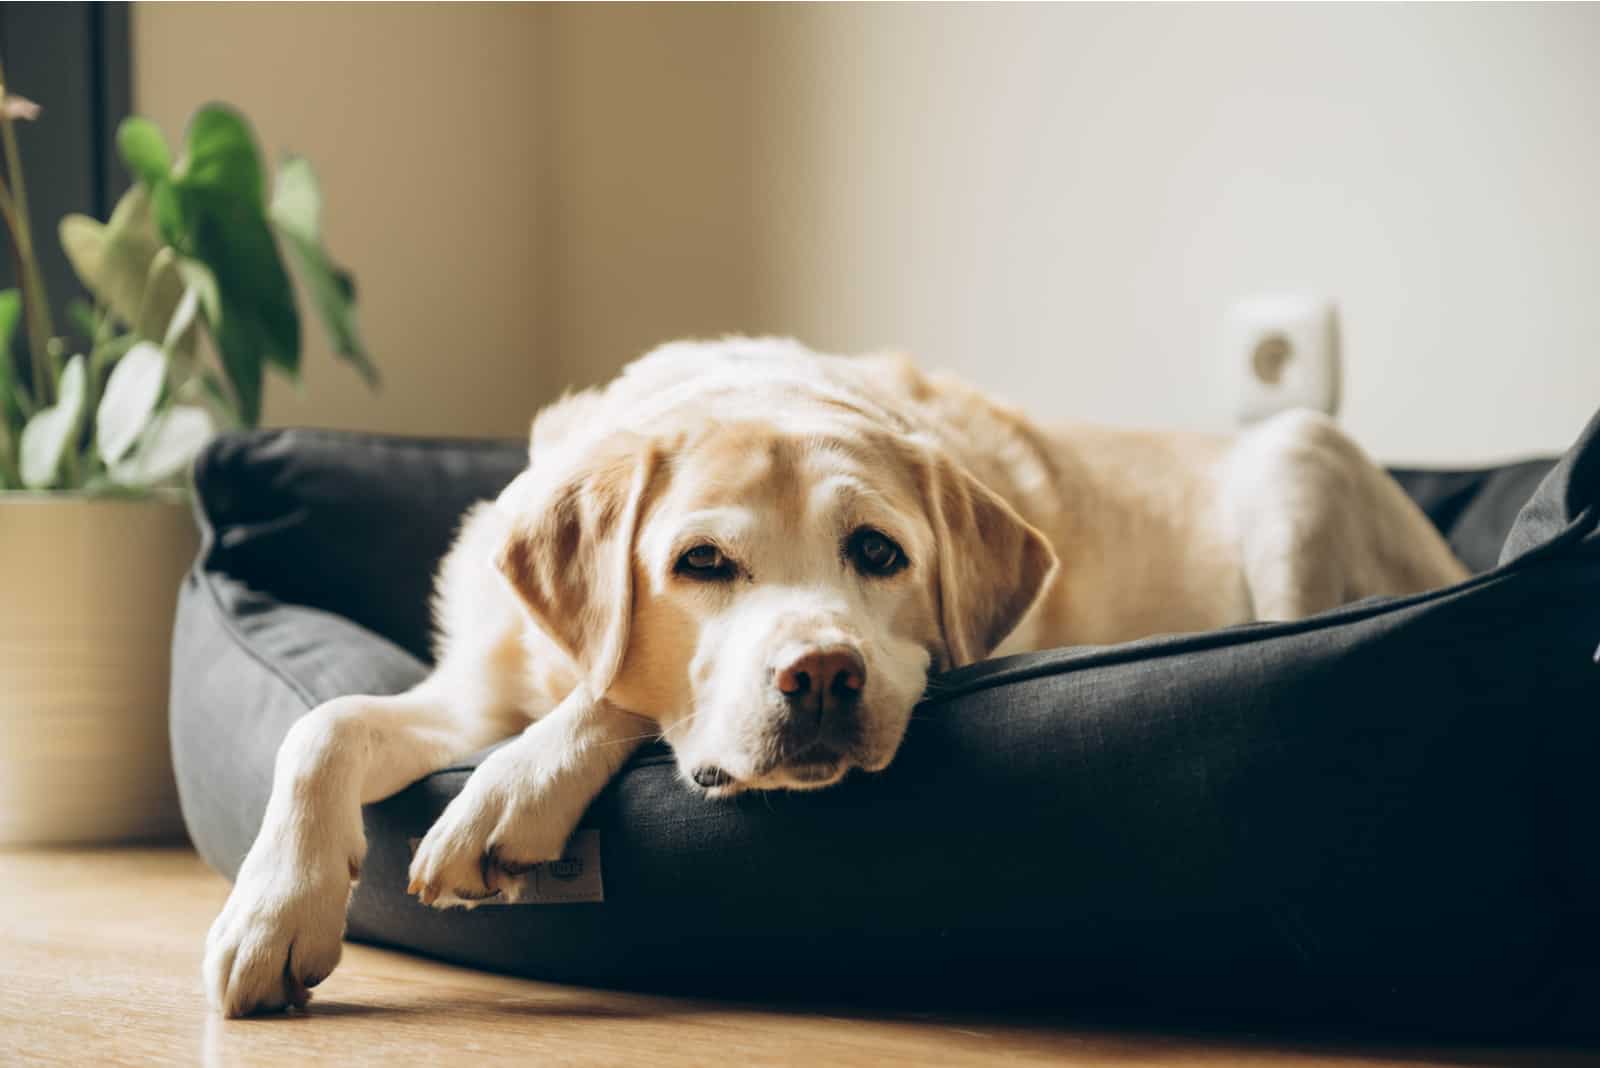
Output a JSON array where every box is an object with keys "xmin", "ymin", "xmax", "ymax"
[
  {"xmin": 203, "ymin": 689, "xmax": 495, "ymax": 1017},
  {"xmin": 408, "ymin": 689, "xmax": 651, "ymax": 907}
]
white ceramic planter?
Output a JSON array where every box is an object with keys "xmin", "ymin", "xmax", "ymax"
[{"xmin": 0, "ymin": 494, "xmax": 199, "ymax": 844}]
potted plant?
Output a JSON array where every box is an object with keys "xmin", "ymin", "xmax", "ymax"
[{"xmin": 0, "ymin": 62, "xmax": 375, "ymax": 844}]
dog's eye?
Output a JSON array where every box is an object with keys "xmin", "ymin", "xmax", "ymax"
[
  {"xmin": 675, "ymin": 543, "xmax": 735, "ymax": 580},
  {"xmin": 847, "ymin": 528, "xmax": 907, "ymax": 577}
]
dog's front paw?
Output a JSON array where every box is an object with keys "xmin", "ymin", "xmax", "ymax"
[
  {"xmin": 203, "ymin": 842, "xmax": 355, "ymax": 1017},
  {"xmin": 407, "ymin": 760, "xmax": 571, "ymax": 908}
]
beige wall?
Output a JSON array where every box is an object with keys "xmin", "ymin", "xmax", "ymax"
[
  {"xmin": 133, "ymin": 3, "xmax": 546, "ymax": 439},
  {"xmin": 136, "ymin": 4, "xmax": 1600, "ymax": 463},
  {"xmin": 539, "ymin": 6, "xmax": 768, "ymax": 396}
]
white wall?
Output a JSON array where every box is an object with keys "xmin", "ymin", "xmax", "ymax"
[
  {"xmin": 137, "ymin": 4, "xmax": 1600, "ymax": 464},
  {"xmin": 551, "ymin": 4, "xmax": 1600, "ymax": 464}
]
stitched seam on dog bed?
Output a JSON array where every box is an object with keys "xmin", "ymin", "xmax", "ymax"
[
  {"xmin": 222, "ymin": 426, "xmax": 524, "ymax": 456},
  {"xmin": 193, "ymin": 563, "xmax": 320, "ymax": 712}
]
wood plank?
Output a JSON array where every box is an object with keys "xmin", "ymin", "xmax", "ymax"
[{"xmin": 0, "ymin": 847, "xmax": 1591, "ymax": 1067}]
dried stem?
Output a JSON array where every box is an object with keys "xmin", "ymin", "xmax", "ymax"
[{"xmin": 0, "ymin": 55, "xmax": 56, "ymax": 406}]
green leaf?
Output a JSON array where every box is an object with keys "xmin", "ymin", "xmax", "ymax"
[
  {"xmin": 210, "ymin": 310, "xmax": 265, "ymax": 425},
  {"xmin": 58, "ymin": 214, "xmax": 109, "ymax": 295},
  {"xmin": 158, "ymin": 104, "xmax": 300, "ymax": 422},
  {"xmin": 176, "ymin": 257, "xmax": 221, "ymax": 325},
  {"xmin": 0, "ymin": 287, "xmax": 18, "ymax": 342},
  {"xmin": 270, "ymin": 156, "xmax": 378, "ymax": 387},
  {"xmin": 0, "ymin": 289, "xmax": 19, "ymax": 353},
  {"xmin": 152, "ymin": 179, "xmax": 183, "ymax": 251},
  {"xmin": 0, "ymin": 288, "xmax": 22, "ymax": 422},
  {"xmin": 65, "ymin": 298, "xmax": 97, "ymax": 341},
  {"xmin": 60, "ymin": 190, "xmax": 154, "ymax": 319},
  {"xmin": 96, "ymin": 341, "xmax": 168, "ymax": 465},
  {"xmin": 0, "ymin": 289, "xmax": 23, "ymax": 478},
  {"xmin": 117, "ymin": 117, "xmax": 171, "ymax": 187},
  {"xmin": 58, "ymin": 353, "xmax": 86, "ymax": 411},
  {"xmin": 174, "ymin": 105, "xmax": 265, "ymax": 201},
  {"xmin": 108, "ymin": 404, "xmax": 213, "ymax": 487},
  {"xmin": 164, "ymin": 283, "xmax": 201, "ymax": 354},
  {"xmin": 58, "ymin": 187, "xmax": 193, "ymax": 360},
  {"xmin": 19, "ymin": 355, "xmax": 86, "ymax": 489}
]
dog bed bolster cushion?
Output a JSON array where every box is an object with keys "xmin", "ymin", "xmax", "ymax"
[{"xmin": 171, "ymin": 422, "xmax": 1600, "ymax": 1035}]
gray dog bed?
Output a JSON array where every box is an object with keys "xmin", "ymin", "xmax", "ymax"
[{"xmin": 171, "ymin": 413, "xmax": 1600, "ymax": 1037}]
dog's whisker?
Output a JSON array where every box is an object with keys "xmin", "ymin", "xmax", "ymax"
[{"xmin": 593, "ymin": 731, "xmax": 664, "ymax": 748}]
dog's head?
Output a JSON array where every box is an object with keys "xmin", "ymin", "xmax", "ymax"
[{"xmin": 497, "ymin": 410, "xmax": 1055, "ymax": 796}]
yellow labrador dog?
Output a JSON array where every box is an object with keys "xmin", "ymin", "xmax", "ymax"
[{"xmin": 205, "ymin": 337, "xmax": 1467, "ymax": 1016}]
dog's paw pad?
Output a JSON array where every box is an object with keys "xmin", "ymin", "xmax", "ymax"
[
  {"xmin": 406, "ymin": 789, "xmax": 558, "ymax": 908},
  {"xmin": 204, "ymin": 853, "xmax": 352, "ymax": 1017}
]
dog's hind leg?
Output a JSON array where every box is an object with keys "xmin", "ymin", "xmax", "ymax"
[
  {"xmin": 202, "ymin": 683, "xmax": 508, "ymax": 1017},
  {"xmin": 1225, "ymin": 409, "xmax": 1469, "ymax": 622}
]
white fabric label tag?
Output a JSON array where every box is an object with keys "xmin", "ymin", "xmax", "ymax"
[{"xmin": 522, "ymin": 829, "xmax": 604, "ymax": 904}]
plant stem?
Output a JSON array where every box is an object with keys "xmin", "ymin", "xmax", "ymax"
[
  {"xmin": 0, "ymin": 176, "xmax": 21, "ymax": 240},
  {"xmin": 0, "ymin": 57, "xmax": 57, "ymax": 407},
  {"xmin": 0, "ymin": 412, "xmax": 17, "ymax": 486},
  {"xmin": 1, "ymin": 214, "xmax": 35, "ymax": 423},
  {"xmin": 0, "ymin": 180, "xmax": 35, "ymax": 421}
]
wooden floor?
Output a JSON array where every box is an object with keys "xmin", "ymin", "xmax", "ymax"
[{"xmin": 0, "ymin": 847, "xmax": 1593, "ymax": 1067}]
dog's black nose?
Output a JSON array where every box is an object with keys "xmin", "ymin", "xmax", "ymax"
[{"xmin": 691, "ymin": 766, "xmax": 732, "ymax": 790}]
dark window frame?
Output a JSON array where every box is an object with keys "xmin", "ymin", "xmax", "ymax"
[{"xmin": 0, "ymin": 2, "xmax": 132, "ymax": 329}]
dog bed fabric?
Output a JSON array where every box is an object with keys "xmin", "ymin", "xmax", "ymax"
[{"xmin": 171, "ymin": 417, "xmax": 1599, "ymax": 1036}]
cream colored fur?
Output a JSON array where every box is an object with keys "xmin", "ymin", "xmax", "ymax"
[{"xmin": 204, "ymin": 338, "xmax": 1468, "ymax": 1016}]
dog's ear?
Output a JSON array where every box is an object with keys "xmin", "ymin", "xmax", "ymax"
[
  {"xmin": 497, "ymin": 435, "xmax": 657, "ymax": 700},
  {"xmin": 920, "ymin": 450, "xmax": 1057, "ymax": 669}
]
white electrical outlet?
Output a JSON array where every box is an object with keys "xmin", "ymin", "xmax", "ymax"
[{"xmin": 1223, "ymin": 294, "xmax": 1341, "ymax": 425}]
